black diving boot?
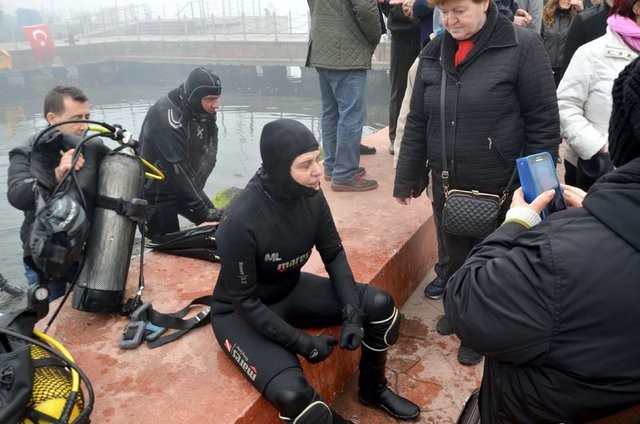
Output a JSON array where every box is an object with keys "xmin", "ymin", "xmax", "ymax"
[
  {"xmin": 357, "ymin": 348, "xmax": 420, "ymax": 420},
  {"xmin": 331, "ymin": 409, "xmax": 354, "ymax": 424}
]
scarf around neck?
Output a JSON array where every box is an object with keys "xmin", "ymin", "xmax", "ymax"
[{"xmin": 608, "ymin": 14, "xmax": 640, "ymax": 53}]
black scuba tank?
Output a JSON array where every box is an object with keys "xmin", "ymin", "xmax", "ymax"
[{"xmin": 72, "ymin": 151, "xmax": 147, "ymax": 313}]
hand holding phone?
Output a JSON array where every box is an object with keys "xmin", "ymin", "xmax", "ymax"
[
  {"xmin": 561, "ymin": 184, "xmax": 587, "ymax": 208},
  {"xmin": 516, "ymin": 152, "xmax": 567, "ymax": 219}
]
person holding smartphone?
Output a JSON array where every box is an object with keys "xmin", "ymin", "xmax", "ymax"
[{"xmin": 442, "ymin": 57, "xmax": 640, "ymax": 423}]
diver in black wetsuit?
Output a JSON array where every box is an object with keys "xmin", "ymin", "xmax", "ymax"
[
  {"xmin": 139, "ymin": 67, "xmax": 222, "ymax": 240},
  {"xmin": 211, "ymin": 119, "xmax": 420, "ymax": 423}
]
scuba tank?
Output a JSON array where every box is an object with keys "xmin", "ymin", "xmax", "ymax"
[{"xmin": 72, "ymin": 151, "xmax": 147, "ymax": 313}]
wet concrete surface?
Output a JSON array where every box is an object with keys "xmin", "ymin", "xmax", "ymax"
[{"xmin": 331, "ymin": 270, "xmax": 483, "ymax": 423}]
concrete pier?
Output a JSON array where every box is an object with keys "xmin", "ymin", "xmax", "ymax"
[{"xmin": 42, "ymin": 128, "xmax": 482, "ymax": 423}]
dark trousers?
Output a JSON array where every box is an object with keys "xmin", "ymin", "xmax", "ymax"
[
  {"xmin": 145, "ymin": 202, "xmax": 206, "ymax": 241},
  {"xmin": 564, "ymin": 159, "xmax": 577, "ymax": 186},
  {"xmin": 431, "ymin": 201, "xmax": 450, "ymax": 279},
  {"xmin": 389, "ymin": 31, "xmax": 421, "ymax": 144}
]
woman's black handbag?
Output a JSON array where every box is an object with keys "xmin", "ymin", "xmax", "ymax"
[
  {"xmin": 437, "ymin": 69, "xmax": 514, "ymax": 239},
  {"xmin": 442, "ymin": 189, "xmax": 503, "ymax": 239},
  {"xmin": 576, "ymin": 152, "xmax": 614, "ymax": 190}
]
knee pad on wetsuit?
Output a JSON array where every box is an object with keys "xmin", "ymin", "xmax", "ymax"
[
  {"xmin": 362, "ymin": 291, "xmax": 401, "ymax": 351},
  {"xmin": 266, "ymin": 370, "xmax": 320, "ymax": 422}
]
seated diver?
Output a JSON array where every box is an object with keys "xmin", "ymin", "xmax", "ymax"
[{"xmin": 210, "ymin": 119, "xmax": 420, "ymax": 423}]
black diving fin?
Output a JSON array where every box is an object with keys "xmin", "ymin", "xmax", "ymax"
[
  {"xmin": 153, "ymin": 247, "xmax": 220, "ymax": 263},
  {"xmin": 146, "ymin": 224, "xmax": 217, "ymax": 251}
]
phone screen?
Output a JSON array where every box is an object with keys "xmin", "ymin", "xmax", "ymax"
[{"xmin": 528, "ymin": 154, "xmax": 567, "ymax": 215}]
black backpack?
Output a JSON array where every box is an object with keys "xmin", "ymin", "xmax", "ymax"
[{"xmin": 0, "ymin": 307, "xmax": 92, "ymax": 423}]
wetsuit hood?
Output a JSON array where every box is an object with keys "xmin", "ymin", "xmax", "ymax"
[
  {"xmin": 258, "ymin": 119, "xmax": 320, "ymax": 200},
  {"xmin": 180, "ymin": 67, "xmax": 222, "ymax": 119}
]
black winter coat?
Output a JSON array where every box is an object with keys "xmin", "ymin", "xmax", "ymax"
[
  {"xmin": 444, "ymin": 158, "xmax": 640, "ymax": 422},
  {"xmin": 7, "ymin": 132, "xmax": 110, "ymax": 259},
  {"xmin": 541, "ymin": 8, "xmax": 574, "ymax": 69},
  {"xmin": 561, "ymin": 1, "xmax": 610, "ymax": 77},
  {"xmin": 394, "ymin": 2, "xmax": 560, "ymax": 198}
]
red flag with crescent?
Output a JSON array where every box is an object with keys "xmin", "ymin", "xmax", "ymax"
[{"xmin": 21, "ymin": 24, "xmax": 56, "ymax": 62}]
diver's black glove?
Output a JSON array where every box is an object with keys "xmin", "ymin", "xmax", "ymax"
[
  {"xmin": 203, "ymin": 207, "xmax": 223, "ymax": 222},
  {"xmin": 295, "ymin": 333, "xmax": 337, "ymax": 364},
  {"xmin": 339, "ymin": 305, "xmax": 366, "ymax": 350}
]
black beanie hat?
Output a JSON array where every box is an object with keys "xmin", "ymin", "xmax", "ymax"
[
  {"xmin": 258, "ymin": 119, "xmax": 320, "ymax": 199},
  {"xmin": 184, "ymin": 67, "xmax": 222, "ymax": 114},
  {"xmin": 609, "ymin": 57, "xmax": 640, "ymax": 167}
]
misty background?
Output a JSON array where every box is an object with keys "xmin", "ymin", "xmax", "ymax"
[{"xmin": 0, "ymin": 0, "xmax": 308, "ymax": 18}]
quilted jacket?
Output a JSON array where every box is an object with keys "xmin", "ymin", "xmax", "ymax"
[
  {"xmin": 306, "ymin": 0, "xmax": 382, "ymax": 70},
  {"xmin": 541, "ymin": 8, "xmax": 574, "ymax": 69},
  {"xmin": 394, "ymin": 1, "xmax": 560, "ymax": 198}
]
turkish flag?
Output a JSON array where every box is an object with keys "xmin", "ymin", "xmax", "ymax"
[{"xmin": 21, "ymin": 24, "xmax": 56, "ymax": 62}]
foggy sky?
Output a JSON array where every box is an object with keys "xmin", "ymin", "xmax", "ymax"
[{"xmin": 0, "ymin": 0, "xmax": 307, "ymax": 17}]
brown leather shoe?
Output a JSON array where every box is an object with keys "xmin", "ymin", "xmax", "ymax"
[
  {"xmin": 360, "ymin": 144, "xmax": 376, "ymax": 155},
  {"xmin": 324, "ymin": 167, "xmax": 366, "ymax": 182},
  {"xmin": 331, "ymin": 178, "xmax": 378, "ymax": 192}
]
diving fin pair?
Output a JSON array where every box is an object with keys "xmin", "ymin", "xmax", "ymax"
[
  {"xmin": 146, "ymin": 224, "xmax": 217, "ymax": 250},
  {"xmin": 155, "ymin": 247, "xmax": 220, "ymax": 263},
  {"xmin": 146, "ymin": 225, "xmax": 219, "ymax": 263}
]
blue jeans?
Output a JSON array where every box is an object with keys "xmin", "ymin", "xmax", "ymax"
[
  {"xmin": 316, "ymin": 68, "xmax": 367, "ymax": 183},
  {"xmin": 24, "ymin": 260, "xmax": 74, "ymax": 302}
]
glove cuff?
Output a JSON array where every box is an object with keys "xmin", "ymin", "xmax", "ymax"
[
  {"xmin": 341, "ymin": 305, "xmax": 366, "ymax": 326},
  {"xmin": 291, "ymin": 331, "xmax": 312, "ymax": 356}
]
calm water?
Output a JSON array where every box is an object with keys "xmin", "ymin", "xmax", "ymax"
[{"xmin": 0, "ymin": 82, "xmax": 389, "ymax": 298}]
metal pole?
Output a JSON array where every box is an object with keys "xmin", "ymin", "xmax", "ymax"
[
  {"xmin": 242, "ymin": 13, "xmax": 246, "ymax": 41},
  {"xmin": 201, "ymin": 0, "xmax": 206, "ymax": 27},
  {"xmin": 273, "ymin": 12, "xmax": 278, "ymax": 41},
  {"xmin": 212, "ymin": 14, "xmax": 217, "ymax": 41}
]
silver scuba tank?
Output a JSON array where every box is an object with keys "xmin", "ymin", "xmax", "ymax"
[{"xmin": 72, "ymin": 151, "xmax": 146, "ymax": 313}]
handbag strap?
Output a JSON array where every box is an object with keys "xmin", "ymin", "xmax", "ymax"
[
  {"xmin": 440, "ymin": 67, "xmax": 450, "ymax": 192},
  {"xmin": 439, "ymin": 67, "xmax": 519, "ymax": 203}
]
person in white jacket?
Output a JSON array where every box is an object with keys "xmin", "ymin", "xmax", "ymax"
[{"xmin": 557, "ymin": 0, "xmax": 639, "ymax": 190}]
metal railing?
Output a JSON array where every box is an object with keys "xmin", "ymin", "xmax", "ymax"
[{"xmin": 56, "ymin": 1, "xmax": 309, "ymax": 43}]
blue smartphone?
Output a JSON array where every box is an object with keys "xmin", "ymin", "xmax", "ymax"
[{"xmin": 516, "ymin": 152, "xmax": 567, "ymax": 219}]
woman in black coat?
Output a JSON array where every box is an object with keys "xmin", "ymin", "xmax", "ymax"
[{"xmin": 393, "ymin": 0, "xmax": 560, "ymax": 365}]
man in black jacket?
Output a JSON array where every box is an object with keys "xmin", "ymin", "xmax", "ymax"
[
  {"xmin": 444, "ymin": 57, "xmax": 640, "ymax": 422},
  {"xmin": 7, "ymin": 86, "xmax": 104, "ymax": 301},
  {"xmin": 379, "ymin": 0, "xmax": 421, "ymax": 155},
  {"xmin": 139, "ymin": 67, "xmax": 222, "ymax": 240}
]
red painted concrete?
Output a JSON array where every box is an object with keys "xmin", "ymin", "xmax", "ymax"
[{"xmin": 41, "ymin": 128, "xmax": 444, "ymax": 423}]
